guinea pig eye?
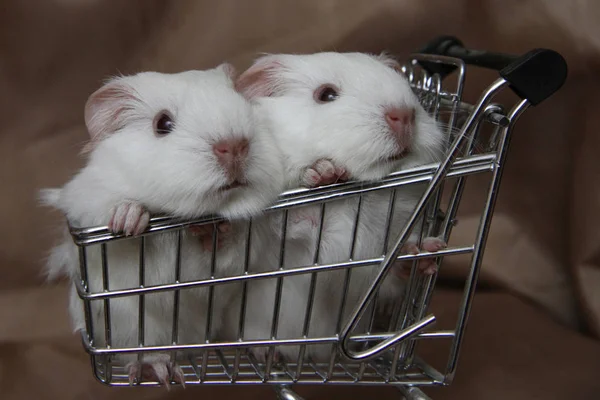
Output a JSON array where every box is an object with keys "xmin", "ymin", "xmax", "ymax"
[
  {"xmin": 314, "ymin": 84, "xmax": 340, "ymax": 104},
  {"xmin": 154, "ymin": 112, "xmax": 175, "ymax": 136}
]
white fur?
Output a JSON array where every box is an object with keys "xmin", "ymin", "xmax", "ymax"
[
  {"xmin": 41, "ymin": 65, "xmax": 285, "ymax": 373},
  {"xmin": 231, "ymin": 52, "xmax": 446, "ymax": 362}
]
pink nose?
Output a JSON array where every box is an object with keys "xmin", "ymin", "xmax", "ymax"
[
  {"xmin": 213, "ymin": 138, "xmax": 250, "ymax": 180},
  {"xmin": 385, "ymin": 107, "xmax": 415, "ymax": 149}
]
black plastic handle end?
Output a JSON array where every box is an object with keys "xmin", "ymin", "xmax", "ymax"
[
  {"xmin": 499, "ymin": 48, "xmax": 568, "ymax": 106},
  {"xmin": 415, "ymin": 35, "xmax": 568, "ymax": 106}
]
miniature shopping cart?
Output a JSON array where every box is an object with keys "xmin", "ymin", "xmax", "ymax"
[{"xmin": 66, "ymin": 36, "xmax": 567, "ymax": 399}]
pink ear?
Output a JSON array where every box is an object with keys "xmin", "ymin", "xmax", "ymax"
[
  {"xmin": 373, "ymin": 52, "xmax": 402, "ymax": 73},
  {"xmin": 234, "ymin": 55, "xmax": 284, "ymax": 99},
  {"xmin": 82, "ymin": 79, "xmax": 138, "ymax": 153},
  {"xmin": 218, "ymin": 62, "xmax": 238, "ymax": 81}
]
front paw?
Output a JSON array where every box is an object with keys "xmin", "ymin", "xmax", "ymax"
[
  {"xmin": 395, "ymin": 237, "xmax": 447, "ymax": 278},
  {"xmin": 127, "ymin": 355, "xmax": 185, "ymax": 389},
  {"xmin": 302, "ymin": 158, "xmax": 349, "ymax": 188},
  {"xmin": 189, "ymin": 221, "xmax": 232, "ymax": 251},
  {"xmin": 249, "ymin": 346, "xmax": 283, "ymax": 365},
  {"xmin": 108, "ymin": 200, "xmax": 150, "ymax": 236}
]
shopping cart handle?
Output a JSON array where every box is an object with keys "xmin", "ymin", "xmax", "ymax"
[{"xmin": 416, "ymin": 35, "xmax": 568, "ymax": 106}]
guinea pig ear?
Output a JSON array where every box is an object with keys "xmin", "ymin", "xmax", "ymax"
[
  {"xmin": 218, "ymin": 62, "xmax": 238, "ymax": 81},
  {"xmin": 373, "ymin": 52, "xmax": 403, "ymax": 73},
  {"xmin": 234, "ymin": 55, "xmax": 285, "ymax": 99},
  {"xmin": 82, "ymin": 79, "xmax": 138, "ymax": 153}
]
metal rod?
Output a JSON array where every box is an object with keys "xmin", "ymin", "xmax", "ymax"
[
  {"xmin": 295, "ymin": 203, "xmax": 328, "ymax": 377},
  {"xmin": 264, "ymin": 211, "xmax": 290, "ymax": 380},
  {"xmin": 444, "ymin": 98, "xmax": 530, "ymax": 383},
  {"xmin": 70, "ymin": 155, "xmax": 497, "ymax": 245},
  {"xmin": 382, "ymin": 190, "xmax": 398, "ymax": 255},
  {"xmin": 171, "ymin": 232, "xmax": 182, "ymax": 369},
  {"xmin": 100, "ymin": 244, "xmax": 111, "ymax": 348},
  {"xmin": 339, "ymin": 78, "xmax": 509, "ymax": 361},
  {"xmin": 80, "ymin": 328, "xmax": 455, "ymax": 356},
  {"xmin": 232, "ymin": 220, "xmax": 253, "ymax": 382},
  {"xmin": 76, "ymin": 246, "xmax": 474, "ymax": 300},
  {"xmin": 78, "ymin": 247, "xmax": 94, "ymax": 346},
  {"xmin": 327, "ymin": 195, "xmax": 364, "ymax": 380}
]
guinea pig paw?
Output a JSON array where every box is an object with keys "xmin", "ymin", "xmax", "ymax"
[
  {"xmin": 421, "ymin": 237, "xmax": 447, "ymax": 253},
  {"xmin": 249, "ymin": 347, "xmax": 282, "ymax": 366},
  {"xmin": 127, "ymin": 358, "xmax": 185, "ymax": 389},
  {"xmin": 290, "ymin": 210, "xmax": 320, "ymax": 228},
  {"xmin": 394, "ymin": 237, "xmax": 447, "ymax": 278},
  {"xmin": 108, "ymin": 201, "xmax": 150, "ymax": 236},
  {"xmin": 302, "ymin": 158, "xmax": 348, "ymax": 187},
  {"xmin": 189, "ymin": 222, "xmax": 232, "ymax": 251}
]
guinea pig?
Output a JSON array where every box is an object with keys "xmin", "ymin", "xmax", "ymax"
[
  {"xmin": 40, "ymin": 64, "xmax": 284, "ymax": 386},
  {"xmin": 232, "ymin": 52, "xmax": 447, "ymax": 363}
]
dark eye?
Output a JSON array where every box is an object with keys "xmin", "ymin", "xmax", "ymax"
[
  {"xmin": 154, "ymin": 112, "xmax": 174, "ymax": 135},
  {"xmin": 314, "ymin": 84, "xmax": 340, "ymax": 104}
]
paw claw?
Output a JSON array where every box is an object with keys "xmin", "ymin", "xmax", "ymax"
[
  {"xmin": 302, "ymin": 158, "xmax": 348, "ymax": 188},
  {"xmin": 109, "ymin": 201, "xmax": 149, "ymax": 236},
  {"xmin": 422, "ymin": 237, "xmax": 447, "ymax": 253},
  {"xmin": 394, "ymin": 237, "xmax": 447, "ymax": 278},
  {"xmin": 127, "ymin": 356, "xmax": 185, "ymax": 388}
]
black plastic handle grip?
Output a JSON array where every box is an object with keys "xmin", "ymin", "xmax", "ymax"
[{"xmin": 416, "ymin": 35, "xmax": 568, "ymax": 106}]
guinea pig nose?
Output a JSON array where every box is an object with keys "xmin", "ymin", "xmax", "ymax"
[
  {"xmin": 385, "ymin": 107, "xmax": 415, "ymax": 148},
  {"xmin": 212, "ymin": 138, "xmax": 250, "ymax": 161},
  {"xmin": 385, "ymin": 107, "xmax": 415, "ymax": 133}
]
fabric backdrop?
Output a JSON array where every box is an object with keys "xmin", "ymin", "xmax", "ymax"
[{"xmin": 1, "ymin": 1, "xmax": 599, "ymax": 399}]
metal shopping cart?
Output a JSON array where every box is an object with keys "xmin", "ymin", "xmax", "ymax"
[{"xmin": 66, "ymin": 36, "xmax": 567, "ymax": 399}]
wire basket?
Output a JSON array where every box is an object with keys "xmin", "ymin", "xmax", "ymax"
[{"xmin": 66, "ymin": 36, "xmax": 567, "ymax": 399}]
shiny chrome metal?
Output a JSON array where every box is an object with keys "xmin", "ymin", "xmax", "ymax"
[
  {"xmin": 138, "ymin": 237, "xmax": 146, "ymax": 348},
  {"xmin": 274, "ymin": 385, "xmax": 306, "ymax": 400},
  {"xmin": 338, "ymin": 78, "xmax": 509, "ymax": 362},
  {"xmin": 444, "ymin": 98, "xmax": 530, "ymax": 384},
  {"xmin": 63, "ymin": 54, "xmax": 539, "ymax": 399},
  {"xmin": 100, "ymin": 244, "xmax": 111, "ymax": 348},
  {"xmin": 397, "ymin": 386, "xmax": 433, "ymax": 400}
]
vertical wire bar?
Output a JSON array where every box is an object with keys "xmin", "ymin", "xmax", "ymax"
[
  {"xmin": 232, "ymin": 220, "xmax": 253, "ymax": 382},
  {"xmin": 422, "ymin": 66, "xmax": 463, "ymax": 245},
  {"xmin": 100, "ymin": 243, "xmax": 112, "ymax": 383},
  {"xmin": 100, "ymin": 244, "xmax": 111, "ymax": 347},
  {"xmin": 350, "ymin": 196, "xmax": 370, "ymax": 380},
  {"xmin": 201, "ymin": 224, "xmax": 219, "ymax": 382},
  {"xmin": 445, "ymin": 99, "xmax": 529, "ymax": 383},
  {"xmin": 487, "ymin": 123, "xmax": 502, "ymax": 152},
  {"xmin": 78, "ymin": 247, "xmax": 94, "ymax": 346},
  {"xmin": 295, "ymin": 203, "xmax": 327, "ymax": 379},
  {"xmin": 383, "ymin": 190, "xmax": 407, "ymax": 335},
  {"xmin": 136, "ymin": 237, "xmax": 145, "ymax": 385},
  {"xmin": 400, "ymin": 201, "xmax": 437, "ymax": 368},
  {"xmin": 138, "ymin": 237, "xmax": 146, "ymax": 347},
  {"xmin": 264, "ymin": 211, "xmax": 289, "ymax": 380},
  {"xmin": 170, "ymin": 231, "xmax": 182, "ymax": 375},
  {"xmin": 382, "ymin": 190, "xmax": 398, "ymax": 256},
  {"xmin": 327, "ymin": 196, "xmax": 363, "ymax": 379},
  {"xmin": 422, "ymin": 73, "xmax": 446, "ymax": 236},
  {"xmin": 389, "ymin": 344, "xmax": 403, "ymax": 381}
]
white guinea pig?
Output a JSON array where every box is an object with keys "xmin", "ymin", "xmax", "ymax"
[
  {"xmin": 233, "ymin": 52, "xmax": 447, "ymax": 363},
  {"xmin": 41, "ymin": 64, "xmax": 284, "ymax": 386}
]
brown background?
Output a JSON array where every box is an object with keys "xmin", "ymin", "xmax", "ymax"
[{"xmin": 2, "ymin": 0, "xmax": 600, "ymax": 399}]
